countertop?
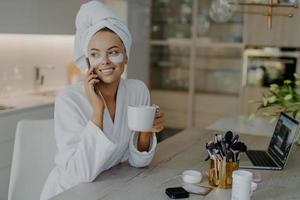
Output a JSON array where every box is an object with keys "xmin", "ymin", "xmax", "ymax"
[
  {"xmin": 51, "ymin": 128, "xmax": 300, "ymax": 200},
  {"xmin": 0, "ymin": 87, "xmax": 64, "ymax": 116}
]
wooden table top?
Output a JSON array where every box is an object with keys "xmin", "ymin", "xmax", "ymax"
[{"xmin": 51, "ymin": 128, "xmax": 300, "ymax": 200}]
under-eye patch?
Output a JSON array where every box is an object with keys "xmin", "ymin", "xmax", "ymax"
[{"xmin": 89, "ymin": 53, "xmax": 124, "ymax": 65}]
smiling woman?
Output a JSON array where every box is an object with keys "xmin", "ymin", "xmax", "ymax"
[
  {"xmin": 40, "ymin": 1, "xmax": 165, "ymax": 200},
  {"xmin": 87, "ymin": 28, "xmax": 127, "ymax": 85},
  {"xmin": 89, "ymin": 28, "xmax": 126, "ymax": 66}
]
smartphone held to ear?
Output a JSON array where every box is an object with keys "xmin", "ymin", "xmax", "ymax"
[
  {"xmin": 86, "ymin": 57, "xmax": 92, "ymax": 70},
  {"xmin": 86, "ymin": 57, "xmax": 101, "ymax": 96},
  {"xmin": 86, "ymin": 58, "xmax": 98, "ymax": 76},
  {"xmin": 86, "ymin": 57, "xmax": 100, "ymax": 81}
]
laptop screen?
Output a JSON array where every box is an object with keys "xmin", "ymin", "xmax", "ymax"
[{"xmin": 268, "ymin": 113, "xmax": 299, "ymax": 168}]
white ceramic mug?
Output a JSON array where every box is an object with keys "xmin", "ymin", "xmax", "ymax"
[
  {"xmin": 231, "ymin": 170, "xmax": 257, "ymax": 200},
  {"xmin": 127, "ymin": 105, "xmax": 156, "ymax": 132}
]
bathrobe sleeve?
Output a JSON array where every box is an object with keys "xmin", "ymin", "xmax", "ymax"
[
  {"xmin": 127, "ymin": 81, "xmax": 157, "ymax": 167},
  {"xmin": 54, "ymin": 93, "xmax": 117, "ymax": 183}
]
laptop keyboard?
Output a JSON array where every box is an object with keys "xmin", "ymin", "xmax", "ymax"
[{"xmin": 246, "ymin": 150, "xmax": 278, "ymax": 167}]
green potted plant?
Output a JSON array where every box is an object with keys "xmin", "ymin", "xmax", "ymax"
[{"xmin": 249, "ymin": 73, "xmax": 300, "ymax": 145}]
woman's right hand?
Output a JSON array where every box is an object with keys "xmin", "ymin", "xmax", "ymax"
[{"xmin": 84, "ymin": 65, "xmax": 105, "ymax": 127}]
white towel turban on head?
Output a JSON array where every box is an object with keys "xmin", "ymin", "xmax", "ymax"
[{"xmin": 74, "ymin": 0, "xmax": 132, "ymax": 71}]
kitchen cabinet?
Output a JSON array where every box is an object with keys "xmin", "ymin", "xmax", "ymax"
[
  {"xmin": 151, "ymin": 90, "xmax": 239, "ymax": 129},
  {"xmin": 0, "ymin": 0, "xmax": 88, "ymax": 34},
  {"xmin": 150, "ymin": 0, "xmax": 243, "ymax": 128},
  {"xmin": 244, "ymin": 6, "xmax": 300, "ymax": 47},
  {"xmin": 0, "ymin": 104, "xmax": 54, "ymax": 200}
]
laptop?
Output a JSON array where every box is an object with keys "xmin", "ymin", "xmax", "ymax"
[{"xmin": 239, "ymin": 112, "xmax": 299, "ymax": 170}]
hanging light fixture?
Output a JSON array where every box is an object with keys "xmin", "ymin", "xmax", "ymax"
[{"xmin": 230, "ymin": 0, "xmax": 299, "ymax": 29}]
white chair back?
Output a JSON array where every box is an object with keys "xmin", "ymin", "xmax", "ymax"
[{"xmin": 8, "ymin": 119, "xmax": 56, "ymax": 200}]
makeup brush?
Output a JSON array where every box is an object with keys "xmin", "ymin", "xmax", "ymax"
[
  {"xmin": 226, "ymin": 150, "xmax": 233, "ymax": 162},
  {"xmin": 204, "ymin": 143, "xmax": 211, "ymax": 161},
  {"xmin": 205, "ymin": 142, "xmax": 216, "ymax": 161},
  {"xmin": 231, "ymin": 142, "xmax": 247, "ymax": 162},
  {"xmin": 225, "ymin": 131, "xmax": 233, "ymax": 145},
  {"xmin": 240, "ymin": 142, "xmax": 247, "ymax": 152},
  {"xmin": 230, "ymin": 149, "xmax": 239, "ymax": 162},
  {"xmin": 231, "ymin": 142, "xmax": 247, "ymax": 152},
  {"xmin": 231, "ymin": 134, "xmax": 239, "ymax": 145},
  {"xmin": 220, "ymin": 141, "xmax": 227, "ymax": 157}
]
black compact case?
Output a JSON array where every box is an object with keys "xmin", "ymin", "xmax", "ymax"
[{"xmin": 165, "ymin": 187, "xmax": 189, "ymax": 199}]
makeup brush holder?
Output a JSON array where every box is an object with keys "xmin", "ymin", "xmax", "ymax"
[{"xmin": 208, "ymin": 159, "xmax": 239, "ymax": 189}]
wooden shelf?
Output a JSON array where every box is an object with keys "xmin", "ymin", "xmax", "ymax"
[
  {"xmin": 150, "ymin": 39, "xmax": 191, "ymax": 46},
  {"xmin": 150, "ymin": 38, "xmax": 244, "ymax": 48},
  {"xmin": 151, "ymin": 89, "xmax": 239, "ymax": 97},
  {"xmin": 195, "ymin": 90, "xmax": 239, "ymax": 97},
  {"xmin": 150, "ymin": 88, "xmax": 188, "ymax": 92}
]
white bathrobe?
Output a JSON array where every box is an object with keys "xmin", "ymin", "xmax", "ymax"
[{"xmin": 40, "ymin": 79, "xmax": 157, "ymax": 200}]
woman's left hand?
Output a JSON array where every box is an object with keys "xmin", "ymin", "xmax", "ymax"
[
  {"xmin": 138, "ymin": 108, "xmax": 165, "ymax": 152},
  {"xmin": 151, "ymin": 109, "xmax": 165, "ymax": 133}
]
